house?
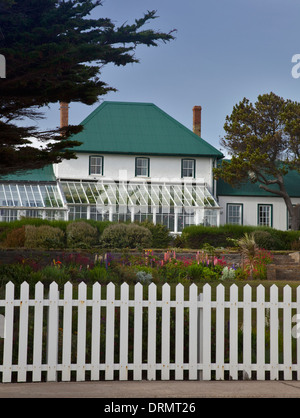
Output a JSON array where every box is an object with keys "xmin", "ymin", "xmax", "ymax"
[
  {"xmin": 2, "ymin": 100, "xmax": 298, "ymax": 232},
  {"xmin": 0, "ymin": 101, "xmax": 224, "ymax": 233},
  {"xmin": 217, "ymin": 169, "xmax": 300, "ymax": 230}
]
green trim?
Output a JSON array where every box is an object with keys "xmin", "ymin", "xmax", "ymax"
[
  {"xmin": 135, "ymin": 157, "xmax": 150, "ymax": 177},
  {"xmin": 257, "ymin": 204, "xmax": 273, "ymax": 227},
  {"xmin": 181, "ymin": 158, "xmax": 196, "ymax": 179},
  {"xmin": 89, "ymin": 155, "xmax": 103, "ymax": 176},
  {"xmin": 226, "ymin": 203, "xmax": 243, "ymax": 225}
]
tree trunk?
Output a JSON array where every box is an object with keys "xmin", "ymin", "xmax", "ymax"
[{"xmin": 291, "ymin": 204, "xmax": 300, "ymax": 231}]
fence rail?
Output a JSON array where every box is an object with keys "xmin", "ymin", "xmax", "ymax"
[{"xmin": 0, "ymin": 281, "xmax": 300, "ymax": 383}]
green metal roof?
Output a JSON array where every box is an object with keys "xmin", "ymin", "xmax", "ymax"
[
  {"xmin": 72, "ymin": 101, "xmax": 224, "ymax": 158},
  {"xmin": 217, "ymin": 169, "xmax": 300, "ymax": 197},
  {"xmin": 0, "ymin": 165, "xmax": 56, "ymax": 183}
]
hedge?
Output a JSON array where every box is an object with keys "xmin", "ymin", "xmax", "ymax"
[{"xmin": 181, "ymin": 224, "xmax": 300, "ymax": 250}]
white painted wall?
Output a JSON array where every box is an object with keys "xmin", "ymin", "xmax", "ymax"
[
  {"xmin": 218, "ymin": 195, "xmax": 300, "ymax": 231},
  {"xmin": 54, "ymin": 153, "xmax": 214, "ymax": 187}
]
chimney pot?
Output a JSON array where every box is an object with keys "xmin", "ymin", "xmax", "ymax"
[
  {"xmin": 193, "ymin": 105, "xmax": 202, "ymax": 137},
  {"xmin": 60, "ymin": 102, "xmax": 69, "ymax": 129}
]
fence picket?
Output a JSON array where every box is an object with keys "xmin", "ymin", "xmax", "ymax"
[
  {"xmin": 47, "ymin": 282, "xmax": 59, "ymax": 382},
  {"xmin": 256, "ymin": 285, "xmax": 265, "ymax": 380},
  {"xmin": 120, "ymin": 283, "xmax": 129, "ymax": 380},
  {"xmin": 283, "ymin": 285, "xmax": 292, "ymax": 380},
  {"xmin": 162, "ymin": 283, "xmax": 170, "ymax": 380},
  {"xmin": 175, "ymin": 284, "xmax": 184, "ymax": 380},
  {"xmin": 32, "ymin": 282, "xmax": 44, "ymax": 382},
  {"xmin": 297, "ymin": 286, "xmax": 300, "ymax": 380},
  {"xmin": 202, "ymin": 284, "xmax": 211, "ymax": 380},
  {"xmin": 76, "ymin": 282, "xmax": 87, "ymax": 381},
  {"xmin": 147, "ymin": 283, "xmax": 157, "ymax": 381},
  {"xmin": 62, "ymin": 282, "xmax": 73, "ymax": 381},
  {"xmin": 270, "ymin": 285, "xmax": 279, "ymax": 380},
  {"xmin": 243, "ymin": 285, "xmax": 252, "ymax": 380},
  {"xmin": 17, "ymin": 282, "xmax": 29, "ymax": 382},
  {"xmin": 229, "ymin": 284, "xmax": 238, "ymax": 380},
  {"xmin": 189, "ymin": 283, "xmax": 198, "ymax": 380},
  {"xmin": 91, "ymin": 282, "xmax": 101, "ymax": 381},
  {"xmin": 133, "ymin": 283, "xmax": 143, "ymax": 381},
  {"xmin": 105, "ymin": 282, "xmax": 115, "ymax": 380},
  {"xmin": 3, "ymin": 282, "xmax": 15, "ymax": 383},
  {"xmin": 216, "ymin": 284, "xmax": 225, "ymax": 380}
]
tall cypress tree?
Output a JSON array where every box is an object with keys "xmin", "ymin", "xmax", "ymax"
[{"xmin": 0, "ymin": 0, "xmax": 175, "ymax": 175}]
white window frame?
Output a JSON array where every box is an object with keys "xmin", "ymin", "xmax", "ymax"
[{"xmin": 89, "ymin": 155, "xmax": 103, "ymax": 176}]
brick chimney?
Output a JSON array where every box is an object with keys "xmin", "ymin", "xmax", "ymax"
[
  {"xmin": 60, "ymin": 102, "xmax": 69, "ymax": 129},
  {"xmin": 193, "ymin": 105, "xmax": 202, "ymax": 137}
]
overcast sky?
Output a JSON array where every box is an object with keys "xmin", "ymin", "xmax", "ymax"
[{"xmin": 40, "ymin": 0, "xmax": 300, "ymax": 154}]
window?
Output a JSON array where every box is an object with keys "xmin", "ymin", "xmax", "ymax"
[
  {"xmin": 227, "ymin": 204, "xmax": 243, "ymax": 225},
  {"xmin": 135, "ymin": 157, "xmax": 149, "ymax": 177},
  {"xmin": 89, "ymin": 156, "xmax": 103, "ymax": 175},
  {"xmin": 258, "ymin": 204, "xmax": 272, "ymax": 227},
  {"xmin": 181, "ymin": 159, "xmax": 195, "ymax": 178}
]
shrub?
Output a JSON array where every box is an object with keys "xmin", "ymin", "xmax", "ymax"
[
  {"xmin": 140, "ymin": 220, "xmax": 171, "ymax": 248},
  {"xmin": 253, "ymin": 230, "xmax": 284, "ymax": 250},
  {"xmin": 100, "ymin": 223, "xmax": 152, "ymax": 249},
  {"xmin": 24, "ymin": 225, "xmax": 65, "ymax": 249},
  {"xmin": 3, "ymin": 226, "xmax": 26, "ymax": 248},
  {"xmin": 291, "ymin": 239, "xmax": 300, "ymax": 251},
  {"xmin": 182, "ymin": 225, "xmax": 256, "ymax": 249},
  {"xmin": 182, "ymin": 224, "xmax": 300, "ymax": 250},
  {"xmin": 187, "ymin": 263, "xmax": 204, "ymax": 281},
  {"xmin": 66, "ymin": 221, "xmax": 98, "ymax": 248}
]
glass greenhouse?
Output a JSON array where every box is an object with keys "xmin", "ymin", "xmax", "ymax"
[
  {"xmin": 60, "ymin": 180, "xmax": 220, "ymax": 232},
  {"xmin": 0, "ymin": 179, "xmax": 220, "ymax": 232},
  {"xmin": 0, "ymin": 182, "xmax": 68, "ymax": 222}
]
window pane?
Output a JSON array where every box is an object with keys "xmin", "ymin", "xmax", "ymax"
[
  {"xmin": 182, "ymin": 159, "xmax": 194, "ymax": 177},
  {"xmin": 90, "ymin": 156, "xmax": 103, "ymax": 175},
  {"xmin": 258, "ymin": 205, "xmax": 271, "ymax": 226},
  {"xmin": 227, "ymin": 204, "xmax": 242, "ymax": 225},
  {"xmin": 136, "ymin": 158, "xmax": 148, "ymax": 176}
]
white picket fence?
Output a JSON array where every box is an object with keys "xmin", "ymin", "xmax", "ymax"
[{"xmin": 0, "ymin": 281, "xmax": 300, "ymax": 383}]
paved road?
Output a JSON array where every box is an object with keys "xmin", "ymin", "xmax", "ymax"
[{"xmin": 1, "ymin": 380, "xmax": 300, "ymax": 398}]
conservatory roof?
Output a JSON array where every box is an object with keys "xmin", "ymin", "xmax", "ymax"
[
  {"xmin": 60, "ymin": 180, "xmax": 220, "ymax": 210},
  {"xmin": 0, "ymin": 183, "xmax": 66, "ymax": 209}
]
